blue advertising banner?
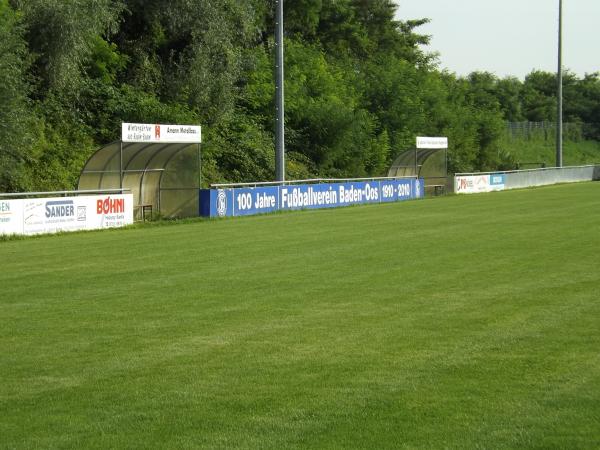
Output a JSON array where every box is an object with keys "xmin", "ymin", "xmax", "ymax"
[
  {"xmin": 489, "ymin": 173, "xmax": 506, "ymax": 188},
  {"xmin": 199, "ymin": 179, "xmax": 424, "ymax": 218}
]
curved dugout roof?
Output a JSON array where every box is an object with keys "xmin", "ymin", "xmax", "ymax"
[
  {"xmin": 387, "ymin": 147, "xmax": 447, "ymax": 188},
  {"xmin": 78, "ymin": 140, "xmax": 200, "ymax": 218}
]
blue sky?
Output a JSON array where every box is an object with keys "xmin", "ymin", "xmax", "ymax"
[{"xmin": 394, "ymin": 0, "xmax": 600, "ymax": 79}]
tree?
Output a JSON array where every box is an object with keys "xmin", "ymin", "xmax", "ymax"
[
  {"xmin": 495, "ymin": 76, "xmax": 525, "ymax": 122},
  {"xmin": 2, "ymin": 0, "xmax": 596, "ymax": 192},
  {"xmin": 284, "ymin": 0, "xmax": 323, "ymax": 38},
  {"xmin": 14, "ymin": 0, "xmax": 124, "ymax": 95},
  {"xmin": 115, "ymin": 0, "xmax": 259, "ymax": 126},
  {"xmin": 282, "ymin": 40, "xmax": 388, "ymax": 177},
  {"xmin": 522, "ymin": 70, "xmax": 556, "ymax": 122},
  {"xmin": 0, "ymin": 0, "xmax": 37, "ymax": 192}
]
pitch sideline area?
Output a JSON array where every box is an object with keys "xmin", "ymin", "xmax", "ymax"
[{"xmin": 1, "ymin": 182, "xmax": 598, "ymax": 448}]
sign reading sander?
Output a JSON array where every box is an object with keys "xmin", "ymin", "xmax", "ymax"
[
  {"xmin": 201, "ymin": 179, "xmax": 424, "ymax": 218},
  {"xmin": 0, "ymin": 194, "xmax": 133, "ymax": 236},
  {"xmin": 122, "ymin": 123, "xmax": 201, "ymax": 144}
]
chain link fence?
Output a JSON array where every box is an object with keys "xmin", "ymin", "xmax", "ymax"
[{"xmin": 506, "ymin": 122, "xmax": 600, "ymax": 142}]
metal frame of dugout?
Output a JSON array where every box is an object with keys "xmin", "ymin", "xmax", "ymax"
[
  {"xmin": 387, "ymin": 147, "xmax": 448, "ymax": 195},
  {"xmin": 78, "ymin": 140, "xmax": 201, "ymax": 220}
]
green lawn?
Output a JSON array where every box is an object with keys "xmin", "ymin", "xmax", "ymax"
[{"xmin": 1, "ymin": 183, "xmax": 599, "ymax": 449}]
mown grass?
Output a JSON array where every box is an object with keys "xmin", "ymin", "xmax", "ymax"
[{"xmin": 1, "ymin": 183, "xmax": 599, "ymax": 449}]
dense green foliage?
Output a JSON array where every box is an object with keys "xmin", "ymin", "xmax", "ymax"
[
  {"xmin": 1, "ymin": 183, "xmax": 599, "ymax": 447},
  {"xmin": 0, "ymin": 0, "xmax": 599, "ymax": 192}
]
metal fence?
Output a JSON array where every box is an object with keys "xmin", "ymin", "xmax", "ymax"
[
  {"xmin": 210, "ymin": 176, "xmax": 416, "ymax": 189},
  {"xmin": 506, "ymin": 121, "xmax": 599, "ymax": 142},
  {"xmin": 504, "ymin": 165, "xmax": 597, "ymax": 189},
  {"xmin": 0, "ymin": 188, "xmax": 130, "ymax": 199},
  {"xmin": 455, "ymin": 165, "xmax": 599, "ymax": 192}
]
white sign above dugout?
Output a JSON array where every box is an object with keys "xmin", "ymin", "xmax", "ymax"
[
  {"xmin": 416, "ymin": 136, "xmax": 448, "ymax": 149},
  {"xmin": 122, "ymin": 123, "xmax": 202, "ymax": 144}
]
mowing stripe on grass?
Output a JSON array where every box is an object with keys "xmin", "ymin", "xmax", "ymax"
[{"xmin": 1, "ymin": 182, "xmax": 599, "ymax": 449}]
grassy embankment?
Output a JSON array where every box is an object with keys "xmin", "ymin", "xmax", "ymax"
[{"xmin": 501, "ymin": 127, "xmax": 600, "ymax": 167}]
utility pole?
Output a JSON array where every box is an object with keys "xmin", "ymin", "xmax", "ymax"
[
  {"xmin": 275, "ymin": 0, "xmax": 285, "ymax": 181},
  {"xmin": 556, "ymin": 0, "xmax": 563, "ymax": 167}
]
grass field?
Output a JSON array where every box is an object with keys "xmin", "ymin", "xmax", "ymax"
[{"xmin": 1, "ymin": 183, "xmax": 599, "ymax": 449}]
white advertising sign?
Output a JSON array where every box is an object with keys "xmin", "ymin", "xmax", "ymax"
[
  {"xmin": 1, "ymin": 194, "xmax": 133, "ymax": 236},
  {"xmin": 455, "ymin": 174, "xmax": 506, "ymax": 194},
  {"xmin": 0, "ymin": 200, "xmax": 24, "ymax": 235},
  {"xmin": 122, "ymin": 123, "xmax": 201, "ymax": 144},
  {"xmin": 416, "ymin": 136, "xmax": 448, "ymax": 149}
]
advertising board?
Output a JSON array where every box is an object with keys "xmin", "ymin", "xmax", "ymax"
[
  {"xmin": 0, "ymin": 200, "xmax": 24, "ymax": 235},
  {"xmin": 200, "ymin": 179, "xmax": 424, "ymax": 218},
  {"xmin": 455, "ymin": 174, "xmax": 506, "ymax": 194},
  {"xmin": 1, "ymin": 194, "xmax": 133, "ymax": 236},
  {"xmin": 489, "ymin": 173, "xmax": 506, "ymax": 190},
  {"xmin": 121, "ymin": 123, "xmax": 201, "ymax": 144},
  {"xmin": 416, "ymin": 136, "xmax": 448, "ymax": 149}
]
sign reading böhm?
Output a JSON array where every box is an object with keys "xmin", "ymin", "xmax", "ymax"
[
  {"xmin": 200, "ymin": 179, "xmax": 424, "ymax": 218},
  {"xmin": 0, "ymin": 194, "xmax": 133, "ymax": 236}
]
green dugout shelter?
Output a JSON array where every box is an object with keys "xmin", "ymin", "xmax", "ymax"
[{"xmin": 78, "ymin": 123, "xmax": 202, "ymax": 219}]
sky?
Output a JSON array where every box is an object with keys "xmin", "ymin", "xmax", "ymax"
[{"xmin": 394, "ymin": 0, "xmax": 600, "ymax": 79}]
